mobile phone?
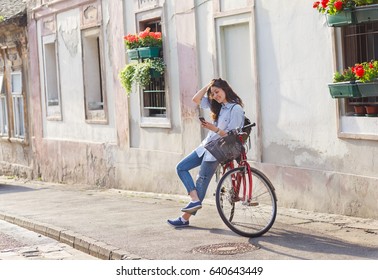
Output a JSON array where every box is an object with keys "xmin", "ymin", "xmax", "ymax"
[{"xmin": 199, "ymin": 117, "xmax": 206, "ymax": 123}]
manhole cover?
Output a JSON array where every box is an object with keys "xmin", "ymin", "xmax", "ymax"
[{"xmin": 191, "ymin": 242, "xmax": 259, "ymax": 255}]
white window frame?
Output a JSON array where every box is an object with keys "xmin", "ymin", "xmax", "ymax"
[
  {"xmin": 334, "ymin": 27, "xmax": 378, "ymax": 141},
  {"xmin": 136, "ymin": 9, "xmax": 171, "ymax": 128},
  {"xmin": 11, "ymin": 71, "xmax": 25, "ymax": 139},
  {"xmin": 42, "ymin": 34, "xmax": 62, "ymax": 120},
  {"xmin": 81, "ymin": 26, "xmax": 107, "ymax": 123},
  {"xmin": 0, "ymin": 73, "xmax": 8, "ymax": 136}
]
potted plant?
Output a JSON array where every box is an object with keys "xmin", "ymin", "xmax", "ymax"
[
  {"xmin": 119, "ymin": 63, "xmax": 137, "ymax": 94},
  {"xmin": 134, "ymin": 58, "xmax": 165, "ymax": 88},
  {"xmin": 313, "ymin": 0, "xmax": 378, "ymax": 26},
  {"xmin": 123, "ymin": 34, "xmax": 140, "ymax": 60},
  {"xmin": 364, "ymin": 105, "xmax": 378, "ymax": 116},
  {"xmin": 352, "ymin": 60, "xmax": 378, "ymax": 97},
  {"xmin": 137, "ymin": 27, "xmax": 162, "ymax": 58},
  {"xmin": 328, "ymin": 67, "xmax": 361, "ymax": 98},
  {"xmin": 119, "ymin": 58, "xmax": 165, "ymax": 94},
  {"xmin": 354, "ymin": 0, "xmax": 378, "ymax": 23},
  {"xmin": 123, "ymin": 28, "xmax": 162, "ymax": 59},
  {"xmin": 313, "ymin": 0, "xmax": 357, "ymax": 26},
  {"xmin": 328, "ymin": 60, "xmax": 378, "ymax": 98}
]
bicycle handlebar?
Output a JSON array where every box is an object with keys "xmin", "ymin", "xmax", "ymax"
[
  {"xmin": 242, "ymin": 122, "xmax": 256, "ymax": 131},
  {"xmin": 228, "ymin": 122, "xmax": 256, "ymax": 136}
]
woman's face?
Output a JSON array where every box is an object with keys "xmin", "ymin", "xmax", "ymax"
[{"xmin": 210, "ymin": 86, "xmax": 226, "ymax": 104}]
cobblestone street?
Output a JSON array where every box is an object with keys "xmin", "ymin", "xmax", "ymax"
[{"xmin": 0, "ymin": 220, "xmax": 97, "ymax": 260}]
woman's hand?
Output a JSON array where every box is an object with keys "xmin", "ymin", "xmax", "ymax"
[
  {"xmin": 201, "ymin": 121, "xmax": 217, "ymax": 132},
  {"xmin": 192, "ymin": 82, "xmax": 212, "ymax": 105}
]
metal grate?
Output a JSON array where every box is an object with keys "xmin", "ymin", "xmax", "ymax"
[
  {"xmin": 139, "ymin": 20, "xmax": 166, "ymax": 118},
  {"xmin": 342, "ymin": 22, "xmax": 378, "ymax": 115},
  {"xmin": 143, "ymin": 76, "xmax": 166, "ymax": 117}
]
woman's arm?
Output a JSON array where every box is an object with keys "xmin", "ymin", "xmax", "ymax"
[{"xmin": 192, "ymin": 84, "xmax": 209, "ymax": 105}]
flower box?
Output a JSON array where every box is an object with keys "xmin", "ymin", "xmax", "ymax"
[
  {"xmin": 357, "ymin": 81, "xmax": 378, "ymax": 97},
  {"xmin": 355, "ymin": 4, "xmax": 378, "ymax": 24},
  {"xmin": 138, "ymin": 47, "xmax": 161, "ymax": 59},
  {"xmin": 328, "ymin": 82, "xmax": 361, "ymax": 98},
  {"xmin": 127, "ymin": 49, "xmax": 139, "ymax": 60},
  {"xmin": 326, "ymin": 10, "xmax": 355, "ymax": 27},
  {"xmin": 150, "ymin": 69, "xmax": 163, "ymax": 79}
]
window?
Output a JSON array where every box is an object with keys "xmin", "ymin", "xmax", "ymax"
[
  {"xmin": 342, "ymin": 22, "xmax": 378, "ymax": 116},
  {"xmin": 42, "ymin": 34, "xmax": 61, "ymax": 119},
  {"xmin": 0, "ymin": 74, "xmax": 8, "ymax": 136},
  {"xmin": 81, "ymin": 27, "xmax": 107, "ymax": 122},
  {"xmin": 11, "ymin": 72, "xmax": 25, "ymax": 138},
  {"xmin": 139, "ymin": 20, "xmax": 167, "ymax": 119}
]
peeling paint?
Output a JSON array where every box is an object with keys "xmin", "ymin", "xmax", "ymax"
[{"xmin": 58, "ymin": 17, "xmax": 79, "ymax": 57}]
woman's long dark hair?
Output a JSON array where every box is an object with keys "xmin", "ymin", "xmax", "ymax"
[{"xmin": 206, "ymin": 78, "xmax": 243, "ymax": 121}]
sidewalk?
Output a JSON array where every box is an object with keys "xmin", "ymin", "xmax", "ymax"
[{"xmin": 0, "ymin": 177, "xmax": 377, "ymax": 260}]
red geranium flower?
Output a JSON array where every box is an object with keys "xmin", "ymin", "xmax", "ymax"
[
  {"xmin": 313, "ymin": 1, "xmax": 320, "ymax": 8},
  {"xmin": 321, "ymin": 0, "xmax": 329, "ymax": 8},
  {"xmin": 353, "ymin": 65, "xmax": 365, "ymax": 78},
  {"xmin": 334, "ymin": 1, "xmax": 343, "ymax": 10}
]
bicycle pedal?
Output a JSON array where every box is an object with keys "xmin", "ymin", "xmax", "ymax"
[{"xmin": 243, "ymin": 201, "xmax": 259, "ymax": 206}]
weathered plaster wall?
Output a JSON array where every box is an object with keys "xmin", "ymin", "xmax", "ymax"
[
  {"xmin": 254, "ymin": 0, "xmax": 378, "ymax": 217},
  {"xmin": 35, "ymin": 139, "xmax": 116, "ymax": 187},
  {"xmin": 29, "ymin": 0, "xmax": 121, "ymax": 186},
  {"xmin": 117, "ymin": 0, "xmax": 203, "ymax": 192},
  {"xmin": 0, "ymin": 21, "xmax": 32, "ymax": 178}
]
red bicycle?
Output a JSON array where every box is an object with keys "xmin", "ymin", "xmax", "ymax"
[{"xmin": 213, "ymin": 123, "xmax": 277, "ymax": 237}]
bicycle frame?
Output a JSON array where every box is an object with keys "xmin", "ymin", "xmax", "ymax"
[
  {"xmin": 222, "ymin": 134, "xmax": 253, "ymax": 203},
  {"xmin": 215, "ymin": 122, "xmax": 277, "ymax": 237}
]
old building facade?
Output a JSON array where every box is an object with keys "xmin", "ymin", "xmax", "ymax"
[
  {"xmin": 1, "ymin": 0, "xmax": 377, "ymax": 218},
  {"xmin": 0, "ymin": 0, "xmax": 31, "ymax": 177}
]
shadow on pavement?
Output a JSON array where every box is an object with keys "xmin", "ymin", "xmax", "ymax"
[
  {"xmin": 172, "ymin": 225, "xmax": 237, "ymax": 237},
  {"xmin": 251, "ymin": 228, "xmax": 378, "ymax": 259},
  {"xmin": 0, "ymin": 184, "xmax": 41, "ymax": 194}
]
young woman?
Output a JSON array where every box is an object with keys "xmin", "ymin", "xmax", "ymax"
[{"xmin": 168, "ymin": 78, "xmax": 245, "ymax": 227}]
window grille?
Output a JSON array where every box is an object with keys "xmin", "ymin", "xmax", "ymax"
[
  {"xmin": 140, "ymin": 20, "xmax": 166, "ymax": 118},
  {"xmin": 342, "ymin": 22, "xmax": 378, "ymax": 115},
  {"xmin": 143, "ymin": 76, "xmax": 166, "ymax": 117}
]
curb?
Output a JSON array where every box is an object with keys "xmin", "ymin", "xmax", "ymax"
[{"xmin": 0, "ymin": 212, "xmax": 142, "ymax": 260}]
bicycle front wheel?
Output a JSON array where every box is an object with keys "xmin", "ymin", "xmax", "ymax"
[{"xmin": 215, "ymin": 166, "xmax": 277, "ymax": 238}]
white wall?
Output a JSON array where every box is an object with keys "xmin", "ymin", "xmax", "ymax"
[
  {"xmin": 255, "ymin": 0, "xmax": 365, "ymax": 172},
  {"xmin": 253, "ymin": 0, "xmax": 378, "ymax": 217}
]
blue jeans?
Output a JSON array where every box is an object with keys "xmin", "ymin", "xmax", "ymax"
[{"xmin": 176, "ymin": 150, "xmax": 219, "ymax": 202}]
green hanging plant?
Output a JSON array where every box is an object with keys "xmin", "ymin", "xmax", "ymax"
[
  {"xmin": 119, "ymin": 63, "xmax": 136, "ymax": 94},
  {"xmin": 119, "ymin": 58, "xmax": 165, "ymax": 94},
  {"xmin": 133, "ymin": 58, "xmax": 165, "ymax": 88}
]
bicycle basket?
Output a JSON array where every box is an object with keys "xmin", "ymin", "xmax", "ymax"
[{"xmin": 204, "ymin": 133, "xmax": 243, "ymax": 164}]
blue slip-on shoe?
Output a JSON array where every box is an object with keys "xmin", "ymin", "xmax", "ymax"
[
  {"xmin": 167, "ymin": 217, "xmax": 189, "ymax": 227},
  {"xmin": 181, "ymin": 201, "xmax": 202, "ymax": 213}
]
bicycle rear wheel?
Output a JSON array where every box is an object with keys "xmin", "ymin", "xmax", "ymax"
[{"xmin": 215, "ymin": 166, "xmax": 277, "ymax": 237}]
